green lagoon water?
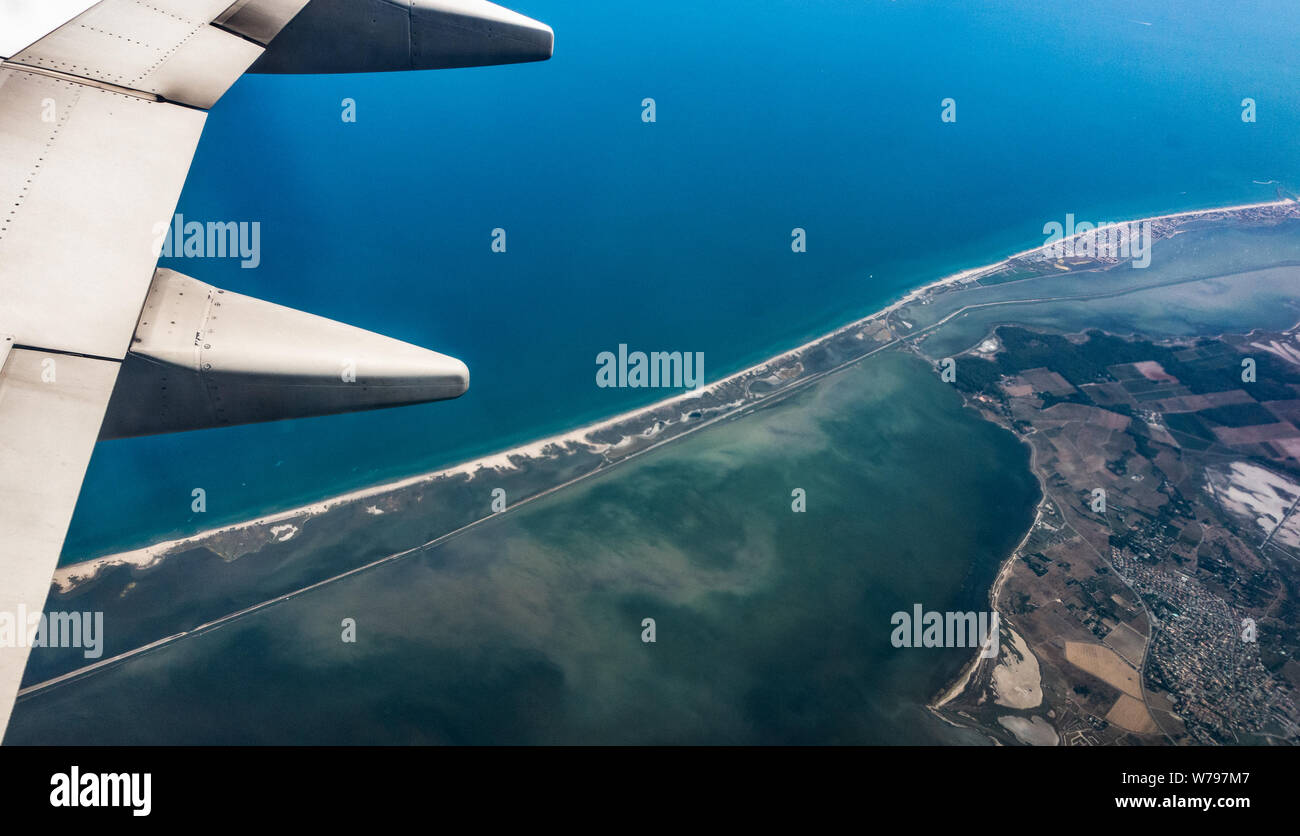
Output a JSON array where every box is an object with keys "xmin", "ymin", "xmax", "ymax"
[{"xmin": 9, "ymin": 352, "xmax": 1036, "ymax": 744}]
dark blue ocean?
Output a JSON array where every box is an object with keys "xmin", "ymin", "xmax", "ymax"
[{"xmin": 62, "ymin": 0, "xmax": 1300, "ymax": 561}]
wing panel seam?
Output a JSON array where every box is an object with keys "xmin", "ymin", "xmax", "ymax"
[
  {"xmin": 10, "ymin": 344, "xmax": 125, "ymax": 364},
  {"xmin": 0, "ymin": 77, "xmax": 82, "ymax": 245}
]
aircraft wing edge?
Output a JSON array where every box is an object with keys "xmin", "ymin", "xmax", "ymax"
[{"xmin": 0, "ymin": 349, "xmax": 121, "ymax": 739}]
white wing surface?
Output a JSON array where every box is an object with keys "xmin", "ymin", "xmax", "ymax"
[{"xmin": 0, "ymin": 0, "xmax": 311, "ymax": 737}]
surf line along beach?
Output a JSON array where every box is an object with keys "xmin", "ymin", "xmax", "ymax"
[{"xmin": 53, "ymin": 199, "xmax": 1298, "ymax": 596}]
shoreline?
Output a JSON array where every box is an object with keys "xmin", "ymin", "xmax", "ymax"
[
  {"xmin": 930, "ymin": 453, "xmax": 1048, "ymax": 713},
  {"xmin": 55, "ymin": 198, "xmax": 1296, "ymax": 592},
  {"xmin": 925, "ymin": 285, "xmax": 1300, "ymax": 725}
]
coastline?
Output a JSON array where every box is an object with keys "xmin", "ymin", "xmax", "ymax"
[
  {"xmin": 55, "ymin": 198, "xmax": 1296, "ymax": 594},
  {"xmin": 922, "ymin": 225, "xmax": 1300, "ymax": 727},
  {"xmin": 930, "ymin": 453, "xmax": 1047, "ymax": 713}
]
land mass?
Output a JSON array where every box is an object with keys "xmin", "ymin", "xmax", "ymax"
[{"xmin": 929, "ymin": 322, "xmax": 1300, "ymax": 745}]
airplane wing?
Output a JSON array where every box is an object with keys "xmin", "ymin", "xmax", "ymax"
[{"xmin": 0, "ymin": 0, "xmax": 552, "ymax": 737}]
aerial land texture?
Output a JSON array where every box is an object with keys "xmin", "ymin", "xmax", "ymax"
[
  {"xmin": 918, "ymin": 206, "xmax": 1300, "ymax": 745},
  {"xmin": 928, "ymin": 320, "xmax": 1300, "ymax": 745}
]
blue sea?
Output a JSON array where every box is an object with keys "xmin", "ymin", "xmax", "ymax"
[{"xmin": 62, "ymin": 0, "xmax": 1300, "ymax": 562}]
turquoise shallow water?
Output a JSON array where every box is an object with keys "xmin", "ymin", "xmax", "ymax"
[{"xmin": 62, "ymin": 0, "xmax": 1300, "ymax": 561}]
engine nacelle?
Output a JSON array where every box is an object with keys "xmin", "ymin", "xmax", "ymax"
[
  {"xmin": 236, "ymin": 0, "xmax": 554, "ymax": 74},
  {"xmin": 99, "ymin": 269, "xmax": 468, "ymax": 439}
]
